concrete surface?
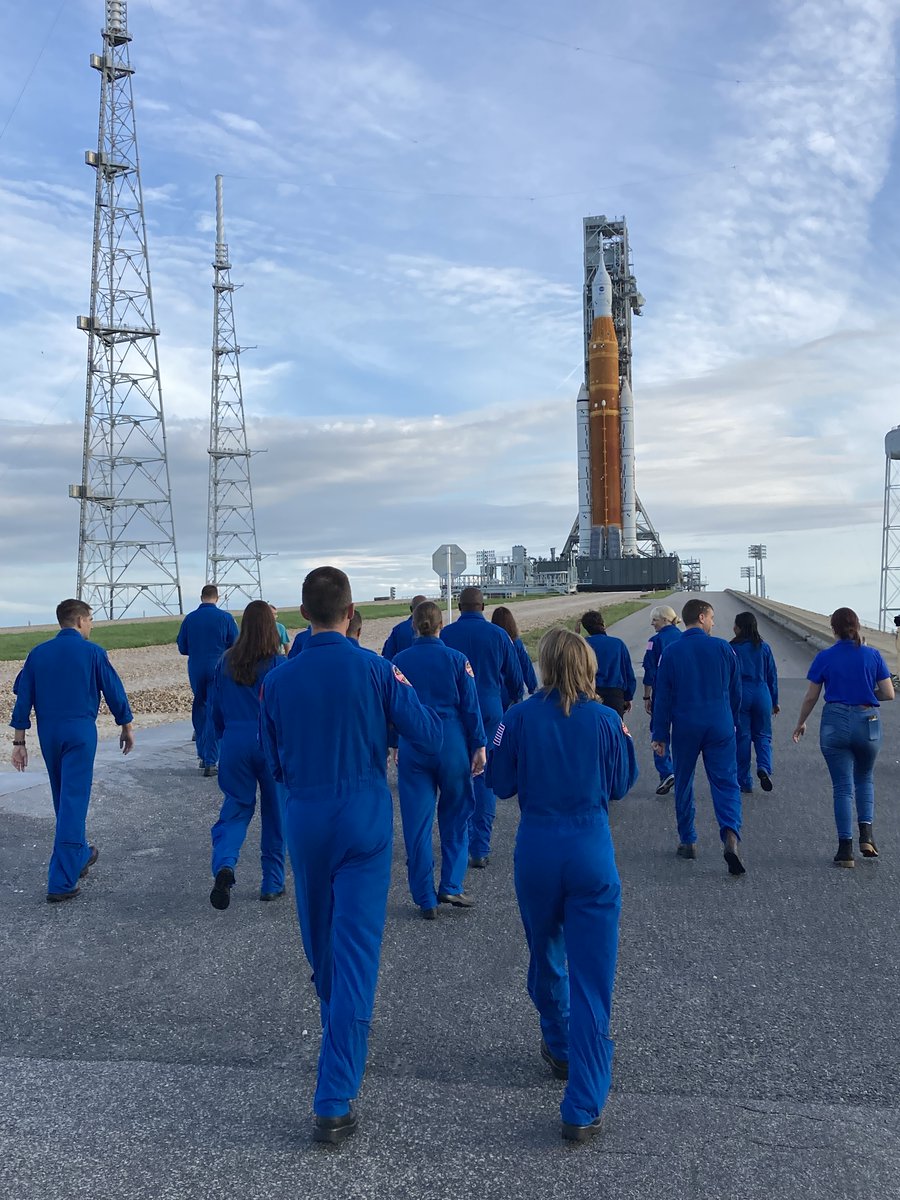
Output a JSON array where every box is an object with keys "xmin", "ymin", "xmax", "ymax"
[{"xmin": 1, "ymin": 591, "xmax": 898, "ymax": 1199}]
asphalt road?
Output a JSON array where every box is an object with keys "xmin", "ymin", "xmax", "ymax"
[{"xmin": 1, "ymin": 592, "xmax": 898, "ymax": 1199}]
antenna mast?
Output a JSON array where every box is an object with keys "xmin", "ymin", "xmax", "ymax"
[
  {"xmin": 206, "ymin": 174, "xmax": 262, "ymax": 603},
  {"xmin": 72, "ymin": 0, "xmax": 182, "ymax": 619}
]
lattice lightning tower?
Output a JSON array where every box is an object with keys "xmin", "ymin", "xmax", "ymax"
[
  {"xmin": 72, "ymin": 0, "xmax": 182, "ymax": 619},
  {"xmin": 206, "ymin": 175, "xmax": 262, "ymax": 604}
]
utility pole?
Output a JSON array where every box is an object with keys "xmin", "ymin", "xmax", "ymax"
[
  {"xmin": 206, "ymin": 175, "xmax": 262, "ymax": 604},
  {"xmin": 72, "ymin": 0, "xmax": 182, "ymax": 619},
  {"xmin": 748, "ymin": 544, "xmax": 767, "ymax": 598}
]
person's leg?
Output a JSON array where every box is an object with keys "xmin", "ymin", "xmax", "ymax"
[
  {"xmin": 751, "ymin": 690, "xmax": 773, "ymax": 779},
  {"xmin": 702, "ymin": 729, "xmax": 743, "ymax": 841},
  {"xmin": 187, "ymin": 662, "xmax": 206, "ymax": 758},
  {"xmin": 670, "ymin": 725, "xmax": 700, "ymax": 845},
  {"xmin": 819, "ymin": 708, "xmax": 854, "ymax": 840},
  {"xmin": 313, "ymin": 797, "xmax": 393, "ymax": 1118},
  {"xmin": 469, "ymin": 718, "xmax": 499, "ymax": 860},
  {"xmin": 735, "ymin": 706, "xmax": 753, "ymax": 790},
  {"xmin": 436, "ymin": 723, "xmax": 474, "ymax": 895},
  {"xmin": 397, "ymin": 746, "xmax": 439, "ymax": 909},
  {"xmin": 256, "ymin": 749, "xmax": 286, "ymax": 895},
  {"xmin": 47, "ymin": 724, "xmax": 98, "ymax": 895},
  {"xmin": 560, "ymin": 831, "xmax": 621, "ymax": 1127},
  {"xmin": 194, "ymin": 666, "xmax": 219, "ymax": 767},
  {"xmin": 210, "ymin": 732, "xmax": 258, "ymax": 877},
  {"xmin": 849, "ymin": 709, "xmax": 882, "ymax": 827},
  {"xmin": 652, "ymin": 742, "xmax": 674, "ymax": 781},
  {"xmin": 514, "ymin": 826, "xmax": 568, "ymax": 1060}
]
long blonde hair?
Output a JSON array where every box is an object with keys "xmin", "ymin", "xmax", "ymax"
[{"xmin": 538, "ymin": 627, "xmax": 598, "ymax": 716}]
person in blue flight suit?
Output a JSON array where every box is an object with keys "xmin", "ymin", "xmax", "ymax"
[
  {"xmin": 287, "ymin": 624, "xmax": 312, "ymax": 657},
  {"xmin": 441, "ymin": 586, "xmax": 523, "ymax": 868},
  {"xmin": 730, "ymin": 611, "xmax": 779, "ymax": 794},
  {"xmin": 259, "ymin": 567, "xmax": 441, "ymax": 1144},
  {"xmin": 10, "ymin": 598, "xmax": 134, "ymax": 902},
  {"xmin": 381, "ymin": 594, "xmax": 427, "ymax": 660},
  {"xmin": 487, "ymin": 628, "xmax": 638, "ymax": 1144},
  {"xmin": 651, "ymin": 598, "xmax": 745, "ymax": 875},
  {"xmin": 393, "ymin": 600, "xmax": 486, "ymax": 918},
  {"xmin": 490, "ymin": 606, "xmax": 538, "ymax": 708},
  {"xmin": 208, "ymin": 601, "xmax": 286, "ymax": 911},
  {"xmin": 269, "ymin": 604, "xmax": 291, "ymax": 655},
  {"xmin": 641, "ymin": 605, "xmax": 682, "ymax": 795},
  {"xmin": 581, "ymin": 610, "xmax": 636, "ymax": 719},
  {"xmin": 176, "ymin": 585, "xmax": 239, "ymax": 775}
]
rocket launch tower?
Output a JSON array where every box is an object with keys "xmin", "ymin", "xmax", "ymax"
[{"xmin": 567, "ymin": 215, "xmax": 679, "ymax": 592}]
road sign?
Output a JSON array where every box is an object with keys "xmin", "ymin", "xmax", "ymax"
[{"xmin": 432, "ymin": 544, "xmax": 466, "ymax": 577}]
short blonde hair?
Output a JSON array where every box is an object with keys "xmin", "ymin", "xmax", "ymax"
[
  {"xmin": 650, "ymin": 604, "xmax": 678, "ymax": 625},
  {"xmin": 537, "ymin": 628, "xmax": 598, "ymax": 716}
]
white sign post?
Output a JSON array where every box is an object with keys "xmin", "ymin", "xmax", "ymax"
[{"xmin": 432, "ymin": 544, "xmax": 466, "ymax": 624}]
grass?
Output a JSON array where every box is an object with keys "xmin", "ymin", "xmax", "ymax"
[{"xmin": 521, "ymin": 599, "xmax": 651, "ymax": 660}]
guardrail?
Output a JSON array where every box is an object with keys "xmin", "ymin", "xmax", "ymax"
[{"xmin": 724, "ymin": 590, "xmax": 895, "ymax": 657}]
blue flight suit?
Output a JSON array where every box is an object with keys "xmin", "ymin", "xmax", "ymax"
[
  {"xmin": 10, "ymin": 629, "xmax": 133, "ymax": 895},
  {"xmin": 259, "ymin": 632, "xmax": 442, "ymax": 1118},
  {"xmin": 651, "ymin": 628, "xmax": 742, "ymax": 845},
  {"xmin": 176, "ymin": 603, "xmax": 239, "ymax": 766},
  {"xmin": 732, "ymin": 639, "xmax": 778, "ymax": 790},
  {"xmin": 287, "ymin": 626, "xmax": 312, "ymax": 659},
  {"xmin": 642, "ymin": 623, "xmax": 682, "ymax": 779},
  {"xmin": 586, "ymin": 633, "xmax": 636, "ymax": 711},
  {"xmin": 381, "ymin": 615, "xmax": 415, "ymax": 660},
  {"xmin": 441, "ymin": 611, "xmax": 523, "ymax": 859},
  {"xmin": 392, "ymin": 637, "xmax": 485, "ymax": 908},
  {"xmin": 209, "ymin": 654, "xmax": 286, "ymax": 894},
  {"xmin": 487, "ymin": 691, "xmax": 638, "ymax": 1127},
  {"xmin": 501, "ymin": 637, "xmax": 538, "ymax": 710}
]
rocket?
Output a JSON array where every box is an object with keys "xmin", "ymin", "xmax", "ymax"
[
  {"xmin": 586, "ymin": 256, "xmax": 622, "ymax": 558},
  {"xmin": 620, "ymin": 378, "xmax": 637, "ymax": 555}
]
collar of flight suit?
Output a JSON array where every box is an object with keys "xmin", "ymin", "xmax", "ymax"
[
  {"xmin": 305, "ymin": 630, "xmax": 355, "ymax": 648},
  {"xmin": 457, "ymin": 611, "xmax": 486, "ymax": 621}
]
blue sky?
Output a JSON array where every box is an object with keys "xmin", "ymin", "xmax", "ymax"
[{"xmin": 1, "ymin": 0, "xmax": 898, "ymax": 625}]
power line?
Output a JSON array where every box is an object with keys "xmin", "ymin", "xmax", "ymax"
[{"xmin": 0, "ymin": 0, "xmax": 69, "ymax": 145}]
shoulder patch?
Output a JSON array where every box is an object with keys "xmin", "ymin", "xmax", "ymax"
[
  {"xmin": 393, "ymin": 665, "xmax": 412, "ymax": 687},
  {"xmin": 465, "ymin": 660, "xmax": 475, "ymax": 678},
  {"xmin": 645, "ymin": 640, "xmax": 654, "ymax": 652},
  {"xmin": 493, "ymin": 722, "xmax": 505, "ymax": 746}
]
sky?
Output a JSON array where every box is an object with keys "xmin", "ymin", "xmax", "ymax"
[{"xmin": 0, "ymin": 0, "xmax": 899, "ymax": 626}]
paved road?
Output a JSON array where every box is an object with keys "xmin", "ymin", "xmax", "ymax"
[{"xmin": 1, "ymin": 592, "xmax": 898, "ymax": 1198}]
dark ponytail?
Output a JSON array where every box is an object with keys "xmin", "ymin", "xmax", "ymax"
[
  {"xmin": 830, "ymin": 607, "xmax": 861, "ymax": 647},
  {"xmin": 731, "ymin": 611, "xmax": 762, "ymax": 648}
]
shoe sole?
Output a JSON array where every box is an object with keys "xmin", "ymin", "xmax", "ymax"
[
  {"xmin": 259, "ymin": 891, "xmax": 285, "ymax": 901},
  {"xmin": 210, "ymin": 870, "xmax": 234, "ymax": 910},
  {"xmin": 758, "ymin": 773, "xmax": 773, "ymax": 792},
  {"xmin": 655, "ymin": 778, "xmax": 675, "ymax": 795},
  {"xmin": 834, "ymin": 859, "xmax": 856, "ymax": 868},
  {"xmin": 676, "ymin": 846, "xmax": 697, "ymax": 860},
  {"xmin": 79, "ymin": 848, "xmax": 99, "ymax": 879},
  {"xmin": 312, "ymin": 1120, "xmax": 358, "ymax": 1145},
  {"xmin": 47, "ymin": 890, "xmax": 80, "ymax": 903},
  {"xmin": 859, "ymin": 846, "xmax": 878, "ymax": 858},
  {"xmin": 437, "ymin": 895, "xmax": 475, "ymax": 907},
  {"xmin": 724, "ymin": 849, "xmax": 746, "ymax": 876},
  {"xmin": 540, "ymin": 1043, "xmax": 569, "ymax": 1080},
  {"xmin": 561, "ymin": 1117, "xmax": 604, "ymax": 1143}
]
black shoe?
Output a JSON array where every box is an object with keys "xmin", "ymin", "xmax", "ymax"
[
  {"xmin": 200, "ymin": 764, "xmax": 218, "ymax": 778},
  {"xmin": 259, "ymin": 888, "xmax": 285, "ymax": 902},
  {"xmin": 834, "ymin": 838, "xmax": 855, "ymax": 868},
  {"xmin": 79, "ymin": 845, "xmax": 99, "ymax": 879},
  {"xmin": 421, "ymin": 906, "xmax": 438, "ymax": 921},
  {"xmin": 859, "ymin": 823, "xmax": 878, "ymax": 858},
  {"xmin": 740, "ymin": 784, "xmax": 753, "ymax": 795},
  {"xmin": 656, "ymin": 774, "xmax": 675, "ymax": 796},
  {"xmin": 676, "ymin": 843, "xmax": 697, "ymax": 859},
  {"xmin": 312, "ymin": 1107, "xmax": 358, "ymax": 1144},
  {"xmin": 561, "ymin": 1112, "xmax": 604, "ymax": 1143},
  {"xmin": 723, "ymin": 832, "xmax": 746, "ymax": 876},
  {"xmin": 540, "ymin": 1039, "xmax": 569, "ymax": 1080},
  {"xmin": 438, "ymin": 891, "xmax": 476, "ymax": 907},
  {"xmin": 210, "ymin": 867, "xmax": 235, "ymax": 910},
  {"xmin": 47, "ymin": 888, "xmax": 80, "ymax": 904},
  {"xmin": 191, "ymin": 731, "xmax": 197, "ymax": 742},
  {"xmin": 757, "ymin": 769, "xmax": 773, "ymax": 793},
  {"xmin": 468, "ymin": 856, "xmax": 489, "ymax": 869}
]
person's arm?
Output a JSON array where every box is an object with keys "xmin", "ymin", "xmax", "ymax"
[
  {"xmin": 176, "ymin": 619, "xmax": 189, "ymax": 656},
  {"xmin": 458, "ymin": 659, "xmax": 487, "ymax": 774},
  {"xmin": 876, "ymin": 676, "xmax": 895, "ymax": 701},
  {"xmin": 792, "ymin": 681, "xmax": 823, "ymax": 741},
  {"xmin": 10, "ymin": 664, "xmax": 33, "ymax": 771},
  {"xmin": 501, "ymin": 636, "xmax": 524, "ymax": 704},
  {"xmin": 485, "ymin": 709, "xmax": 519, "ymax": 799},
  {"xmin": 765, "ymin": 644, "xmax": 780, "ymax": 712},
  {"xmin": 650, "ymin": 654, "xmax": 673, "ymax": 751},
  {"xmin": 209, "ymin": 663, "xmax": 226, "ymax": 739},
  {"xmin": 385, "ymin": 664, "xmax": 443, "ymax": 755},
  {"xmin": 728, "ymin": 648, "xmax": 742, "ymax": 726},
  {"xmin": 225, "ymin": 615, "xmax": 239, "ymax": 648},
  {"xmin": 642, "ymin": 639, "xmax": 656, "ymax": 714},
  {"xmin": 258, "ymin": 682, "xmax": 284, "ymax": 783},
  {"xmin": 605, "ymin": 715, "xmax": 640, "ymax": 801},
  {"xmin": 518, "ymin": 641, "xmax": 538, "ymax": 695},
  {"xmin": 381, "ymin": 630, "xmax": 397, "ymax": 661},
  {"xmin": 97, "ymin": 652, "xmax": 135, "ymax": 754},
  {"xmin": 622, "ymin": 646, "xmax": 636, "ymax": 707}
]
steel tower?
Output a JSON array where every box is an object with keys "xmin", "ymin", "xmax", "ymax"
[
  {"xmin": 206, "ymin": 175, "xmax": 262, "ymax": 604},
  {"xmin": 72, "ymin": 0, "xmax": 182, "ymax": 619},
  {"xmin": 878, "ymin": 428, "xmax": 900, "ymax": 630}
]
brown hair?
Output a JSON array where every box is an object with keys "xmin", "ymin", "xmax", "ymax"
[
  {"xmin": 413, "ymin": 600, "xmax": 443, "ymax": 637},
  {"xmin": 201, "ymin": 584, "xmax": 219, "ymax": 601},
  {"xmin": 56, "ymin": 598, "xmax": 92, "ymax": 626},
  {"xmin": 409, "ymin": 594, "xmax": 427, "ymax": 612},
  {"xmin": 682, "ymin": 598, "xmax": 712, "ymax": 626},
  {"xmin": 225, "ymin": 600, "xmax": 281, "ymax": 686},
  {"xmin": 831, "ymin": 607, "xmax": 861, "ymax": 647},
  {"xmin": 581, "ymin": 609, "xmax": 606, "ymax": 636},
  {"xmin": 537, "ymin": 627, "xmax": 598, "ymax": 716},
  {"xmin": 491, "ymin": 606, "xmax": 519, "ymax": 640}
]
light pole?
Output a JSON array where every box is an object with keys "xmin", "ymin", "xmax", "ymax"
[
  {"xmin": 740, "ymin": 566, "xmax": 753, "ymax": 593},
  {"xmin": 748, "ymin": 545, "xmax": 767, "ymax": 598}
]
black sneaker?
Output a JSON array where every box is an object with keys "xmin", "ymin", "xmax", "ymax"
[
  {"xmin": 210, "ymin": 867, "xmax": 235, "ymax": 909},
  {"xmin": 723, "ymin": 831, "xmax": 746, "ymax": 876},
  {"xmin": 468, "ymin": 856, "xmax": 490, "ymax": 869},
  {"xmin": 312, "ymin": 1107, "xmax": 358, "ymax": 1144},
  {"xmin": 676, "ymin": 843, "xmax": 697, "ymax": 859},
  {"xmin": 859, "ymin": 824, "xmax": 878, "ymax": 858},
  {"xmin": 421, "ymin": 906, "xmax": 438, "ymax": 921},
  {"xmin": 259, "ymin": 888, "xmax": 285, "ymax": 902},
  {"xmin": 540, "ymin": 1039, "xmax": 569, "ymax": 1080},
  {"xmin": 757, "ymin": 769, "xmax": 774, "ymax": 792},
  {"xmin": 561, "ymin": 1112, "xmax": 604, "ymax": 1143},
  {"xmin": 656, "ymin": 774, "xmax": 675, "ymax": 796},
  {"xmin": 833, "ymin": 839, "xmax": 855, "ymax": 868},
  {"xmin": 46, "ymin": 888, "xmax": 80, "ymax": 904}
]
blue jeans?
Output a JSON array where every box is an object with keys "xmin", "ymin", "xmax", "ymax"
[{"xmin": 819, "ymin": 703, "xmax": 882, "ymax": 839}]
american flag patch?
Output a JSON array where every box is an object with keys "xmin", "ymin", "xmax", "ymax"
[
  {"xmin": 645, "ymin": 640, "xmax": 654, "ymax": 651},
  {"xmin": 393, "ymin": 666, "xmax": 411, "ymax": 687},
  {"xmin": 493, "ymin": 722, "xmax": 505, "ymax": 746}
]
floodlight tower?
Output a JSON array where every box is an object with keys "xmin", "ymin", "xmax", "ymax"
[
  {"xmin": 878, "ymin": 428, "xmax": 900, "ymax": 630},
  {"xmin": 72, "ymin": 0, "xmax": 182, "ymax": 619},
  {"xmin": 206, "ymin": 175, "xmax": 262, "ymax": 604}
]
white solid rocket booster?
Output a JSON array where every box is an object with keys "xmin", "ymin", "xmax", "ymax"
[
  {"xmin": 576, "ymin": 383, "xmax": 591, "ymax": 555},
  {"xmin": 620, "ymin": 378, "xmax": 637, "ymax": 555}
]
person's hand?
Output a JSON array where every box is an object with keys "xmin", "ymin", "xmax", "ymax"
[
  {"xmin": 643, "ymin": 697, "xmax": 652, "ymax": 716},
  {"xmin": 120, "ymin": 725, "xmax": 135, "ymax": 755},
  {"xmin": 471, "ymin": 747, "xmax": 486, "ymax": 777},
  {"xmin": 792, "ymin": 723, "xmax": 805, "ymax": 743},
  {"xmin": 389, "ymin": 747, "xmax": 398, "ymax": 767},
  {"xmin": 772, "ymin": 705, "xmax": 780, "ymax": 716},
  {"xmin": 624, "ymin": 701, "xmax": 632, "ymax": 714},
  {"xmin": 651, "ymin": 741, "xmax": 665, "ymax": 756},
  {"xmin": 11, "ymin": 744, "xmax": 27, "ymax": 772}
]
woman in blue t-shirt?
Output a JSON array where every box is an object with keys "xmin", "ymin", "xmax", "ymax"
[{"xmin": 792, "ymin": 607, "xmax": 894, "ymax": 866}]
